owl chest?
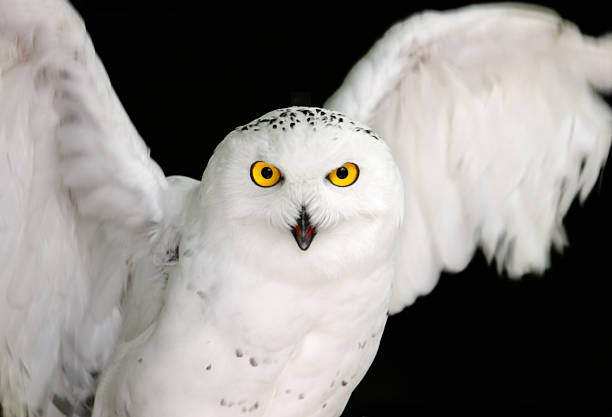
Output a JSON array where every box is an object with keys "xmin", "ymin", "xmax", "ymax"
[
  {"xmin": 218, "ymin": 262, "xmax": 392, "ymax": 352},
  {"xmin": 144, "ymin": 258, "xmax": 392, "ymax": 416},
  {"xmin": 172, "ymin": 247, "xmax": 391, "ymax": 342}
]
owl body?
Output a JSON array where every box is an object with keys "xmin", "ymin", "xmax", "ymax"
[
  {"xmin": 93, "ymin": 109, "xmax": 405, "ymax": 417},
  {"xmin": 3, "ymin": 3, "xmax": 612, "ymax": 416}
]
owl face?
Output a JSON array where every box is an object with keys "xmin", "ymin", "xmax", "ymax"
[{"xmin": 198, "ymin": 107, "xmax": 404, "ymax": 278}]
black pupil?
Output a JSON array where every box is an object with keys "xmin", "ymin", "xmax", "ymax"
[
  {"xmin": 261, "ymin": 167, "xmax": 273, "ymax": 179},
  {"xmin": 336, "ymin": 166, "xmax": 349, "ymax": 179}
]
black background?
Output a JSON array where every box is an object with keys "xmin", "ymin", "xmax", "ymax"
[{"xmin": 63, "ymin": 2, "xmax": 612, "ymax": 416}]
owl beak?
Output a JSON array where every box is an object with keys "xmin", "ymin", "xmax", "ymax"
[{"xmin": 291, "ymin": 207, "xmax": 316, "ymax": 251}]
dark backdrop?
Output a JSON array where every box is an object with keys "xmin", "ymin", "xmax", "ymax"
[{"xmin": 60, "ymin": 2, "xmax": 612, "ymax": 415}]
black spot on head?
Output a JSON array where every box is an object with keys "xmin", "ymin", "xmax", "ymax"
[
  {"xmin": 236, "ymin": 349, "xmax": 244, "ymax": 358},
  {"xmin": 237, "ymin": 107, "xmax": 379, "ymax": 140},
  {"xmin": 138, "ymin": 358, "xmax": 143, "ymax": 364},
  {"xmin": 298, "ymin": 393, "xmax": 305, "ymax": 400},
  {"xmin": 249, "ymin": 357, "xmax": 258, "ymax": 367},
  {"xmin": 206, "ymin": 364, "xmax": 212, "ymax": 371},
  {"xmin": 341, "ymin": 380, "xmax": 348, "ymax": 386}
]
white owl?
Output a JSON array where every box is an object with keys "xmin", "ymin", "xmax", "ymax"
[{"xmin": 1, "ymin": 1, "xmax": 611, "ymax": 417}]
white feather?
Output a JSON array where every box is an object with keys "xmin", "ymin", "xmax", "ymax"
[
  {"xmin": 325, "ymin": 4, "xmax": 612, "ymax": 312},
  {"xmin": 1, "ymin": 2, "xmax": 611, "ymax": 417},
  {"xmin": 0, "ymin": 0, "xmax": 185, "ymax": 415}
]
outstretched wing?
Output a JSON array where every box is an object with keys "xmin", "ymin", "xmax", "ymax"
[
  {"xmin": 0, "ymin": 0, "xmax": 170, "ymax": 415},
  {"xmin": 325, "ymin": 4, "xmax": 612, "ymax": 313}
]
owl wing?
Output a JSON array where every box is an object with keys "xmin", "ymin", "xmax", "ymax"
[
  {"xmin": 325, "ymin": 4, "xmax": 612, "ymax": 313},
  {"xmin": 0, "ymin": 1, "xmax": 178, "ymax": 415}
]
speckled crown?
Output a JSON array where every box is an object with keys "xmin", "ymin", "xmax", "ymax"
[{"xmin": 235, "ymin": 107, "xmax": 380, "ymax": 141}]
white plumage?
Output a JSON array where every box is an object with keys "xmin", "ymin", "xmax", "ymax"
[
  {"xmin": 0, "ymin": 2, "xmax": 610, "ymax": 417},
  {"xmin": 326, "ymin": 4, "xmax": 612, "ymax": 312}
]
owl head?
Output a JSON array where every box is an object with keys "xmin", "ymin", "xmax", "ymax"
[{"xmin": 196, "ymin": 107, "xmax": 404, "ymax": 280}]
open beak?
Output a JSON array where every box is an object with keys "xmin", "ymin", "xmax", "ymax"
[{"xmin": 291, "ymin": 207, "xmax": 316, "ymax": 251}]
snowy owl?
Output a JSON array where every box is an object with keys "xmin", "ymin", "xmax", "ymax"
[{"xmin": 1, "ymin": 1, "xmax": 612, "ymax": 417}]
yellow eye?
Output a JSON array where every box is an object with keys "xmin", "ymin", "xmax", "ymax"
[
  {"xmin": 250, "ymin": 161, "xmax": 281, "ymax": 187},
  {"xmin": 328, "ymin": 162, "xmax": 359, "ymax": 187}
]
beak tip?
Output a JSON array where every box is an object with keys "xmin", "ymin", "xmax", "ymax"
[
  {"xmin": 298, "ymin": 241, "xmax": 311, "ymax": 251},
  {"xmin": 291, "ymin": 228, "xmax": 315, "ymax": 251}
]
